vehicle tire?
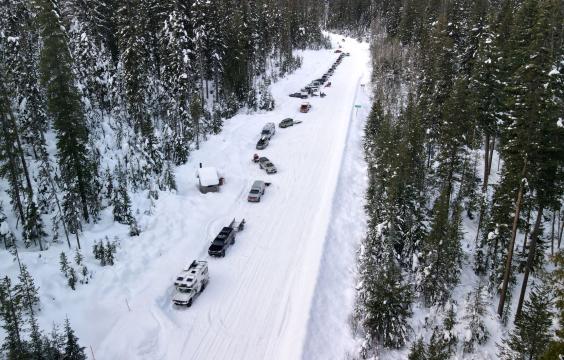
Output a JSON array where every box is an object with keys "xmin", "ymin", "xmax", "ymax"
[
  {"xmin": 200, "ymin": 282, "xmax": 206, "ymax": 292},
  {"xmin": 187, "ymin": 298, "xmax": 193, "ymax": 307},
  {"xmin": 222, "ymin": 251, "xmax": 226, "ymax": 257},
  {"xmin": 231, "ymin": 238, "xmax": 235, "ymax": 245}
]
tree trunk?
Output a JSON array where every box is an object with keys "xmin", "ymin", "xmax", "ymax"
[
  {"xmin": 551, "ymin": 211, "xmax": 556, "ymax": 256},
  {"xmin": 474, "ymin": 139, "xmax": 495, "ymax": 244},
  {"xmin": 497, "ymin": 170, "xmax": 526, "ymax": 318},
  {"xmin": 483, "ymin": 133, "xmax": 490, "ymax": 191},
  {"xmin": 49, "ymin": 172, "xmax": 71, "ymax": 249},
  {"xmin": 521, "ymin": 206, "xmax": 532, "ymax": 255},
  {"xmin": 75, "ymin": 232, "xmax": 81, "ymax": 250},
  {"xmin": 475, "ymin": 202, "xmax": 485, "ymax": 245},
  {"xmin": 74, "ymin": 154, "xmax": 90, "ymax": 222},
  {"xmin": 9, "ymin": 114, "xmax": 33, "ymax": 199},
  {"xmin": 558, "ymin": 215, "xmax": 564, "ymax": 249},
  {"xmin": 487, "ymin": 137, "xmax": 495, "ymax": 178},
  {"xmin": 515, "ymin": 204, "xmax": 544, "ymax": 319},
  {"xmin": 0, "ymin": 100, "xmax": 26, "ymax": 229},
  {"xmin": 427, "ymin": 142, "xmax": 432, "ymax": 169}
]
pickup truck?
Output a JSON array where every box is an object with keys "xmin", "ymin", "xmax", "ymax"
[
  {"xmin": 208, "ymin": 219, "xmax": 245, "ymax": 257},
  {"xmin": 172, "ymin": 260, "xmax": 209, "ymax": 307}
]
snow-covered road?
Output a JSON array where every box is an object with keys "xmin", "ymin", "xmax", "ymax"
[
  {"xmin": 98, "ymin": 36, "xmax": 369, "ymax": 360},
  {"xmin": 2, "ymin": 35, "xmax": 371, "ymax": 360}
]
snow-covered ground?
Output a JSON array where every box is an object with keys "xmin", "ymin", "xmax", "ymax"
[{"xmin": 1, "ymin": 34, "xmax": 371, "ymax": 359}]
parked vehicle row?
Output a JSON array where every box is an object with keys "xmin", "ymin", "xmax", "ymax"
[
  {"xmin": 173, "ymin": 218, "xmax": 245, "ymax": 307},
  {"xmin": 288, "ymin": 52, "xmax": 346, "ymax": 100},
  {"xmin": 174, "ymin": 48, "xmax": 348, "ymax": 308}
]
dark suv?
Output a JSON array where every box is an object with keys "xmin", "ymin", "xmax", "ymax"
[
  {"xmin": 256, "ymin": 136, "xmax": 269, "ymax": 150},
  {"xmin": 208, "ymin": 227, "xmax": 236, "ymax": 257}
]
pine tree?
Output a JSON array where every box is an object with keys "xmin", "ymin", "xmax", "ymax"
[
  {"xmin": 99, "ymin": 242, "xmax": 107, "ymax": 267},
  {"xmin": 80, "ymin": 266, "xmax": 89, "ymax": 285},
  {"xmin": 420, "ymin": 193, "xmax": 463, "ymax": 306},
  {"xmin": 0, "ymin": 202, "xmax": 9, "ymax": 249},
  {"xmin": 62, "ymin": 189, "xmax": 83, "ymax": 249},
  {"xmin": 356, "ymin": 222, "xmax": 412, "ymax": 350},
  {"xmin": 499, "ymin": 281, "xmax": 553, "ymax": 359},
  {"xmin": 43, "ymin": 323, "xmax": 65, "ymax": 359},
  {"xmin": 23, "ymin": 201, "xmax": 47, "ymax": 250},
  {"xmin": 417, "ymin": 16, "xmax": 455, "ymax": 151},
  {"xmin": 67, "ymin": 268, "xmax": 78, "ymax": 290},
  {"xmin": 498, "ymin": 0, "xmax": 564, "ymax": 318},
  {"xmin": 541, "ymin": 251, "xmax": 564, "ymax": 358},
  {"xmin": 35, "ymin": 0, "xmax": 98, "ymax": 223},
  {"xmin": 129, "ymin": 219, "xmax": 141, "ymax": 237},
  {"xmin": 408, "ymin": 337, "xmax": 427, "ymax": 360},
  {"xmin": 427, "ymin": 326, "xmax": 452, "ymax": 360},
  {"xmin": 160, "ymin": 161, "xmax": 177, "ymax": 191},
  {"xmin": 15, "ymin": 264, "xmax": 40, "ymax": 315},
  {"xmin": 258, "ymin": 82, "xmax": 275, "ymax": 111},
  {"xmin": 28, "ymin": 311, "xmax": 44, "ymax": 359},
  {"xmin": 112, "ymin": 165, "xmax": 133, "ymax": 225},
  {"xmin": 103, "ymin": 167, "xmax": 114, "ymax": 203},
  {"xmin": 63, "ymin": 317, "xmax": 86, "ymax": 359},
  {"xmin": 159, "ymin": 0, "xmax": 196, "ymax": 164},
  {"xmin": 0, "ymin": 276, "xmax": 25, "ymax": 357},
  {"xmin": 74, "ymin": 248, "xmax": 83, "ymax": 266},
  {"xmin": 463, "ymin": 284, "xmax": 489, "ymax": 353},
  {"xmin": 93, "ymin": 242, "xmax": 101, "ymax": 261},
  {"xmin": 105, "ymin": 241, "xmax": 115, "ymax": 266},
  {"xmin": 59, "ymin": 252, "xmax": 70, "ymax": 277},
  {"xmin": 442, "ymin": 303, "xmax": 458, "ymax": 353}
]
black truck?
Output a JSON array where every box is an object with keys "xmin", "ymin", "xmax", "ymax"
[{"xmin": 208, "ymin": 219, "xmax": 245, "ymax": 257}]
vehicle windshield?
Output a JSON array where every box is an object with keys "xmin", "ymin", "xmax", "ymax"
[
  {"xmin": 210, "ymin": 243, "xmax": 223, "ymax": 249},
  {"xmin": 266, "ymin": 163, "xmax": 274, "ymax": 167},
  {"xmin": 250, "ymin": 189, "xmax": 259, "ymax": 194},
  {"xmin": 178, "ymin": 288, "xmax": 192, "ymax": 294}
]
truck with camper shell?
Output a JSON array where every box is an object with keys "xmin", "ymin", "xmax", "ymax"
[{"xmin": 172, "ymin": 260, "xmax": 209, "ymax": 307}]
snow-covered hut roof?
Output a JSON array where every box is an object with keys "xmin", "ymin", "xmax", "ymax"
[{"xmin": 198, "ymin": 167, "xmax": 219, "ymax": 186}]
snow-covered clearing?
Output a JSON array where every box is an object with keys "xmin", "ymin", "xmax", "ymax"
[{"xmin": 1, "ymin": 34, "xmax": 371, "ymax": 359}]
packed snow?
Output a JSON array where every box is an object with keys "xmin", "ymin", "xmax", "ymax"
[{"xmin": 0, "ymin": 34, "xmax": 371, "ymax": 360}]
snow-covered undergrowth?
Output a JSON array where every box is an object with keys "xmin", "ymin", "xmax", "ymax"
[{"xmin": 1, "ymin": 34, "xmax": 371, "ymax": 360}]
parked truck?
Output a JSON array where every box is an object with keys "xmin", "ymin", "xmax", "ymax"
[
  {"xmin": 208, "ymin": 219, "xmax": 246, "ymax": 257},
  {"xmin": 172, "ymin": 260, "xmax": 209, "ymax": 307}
]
